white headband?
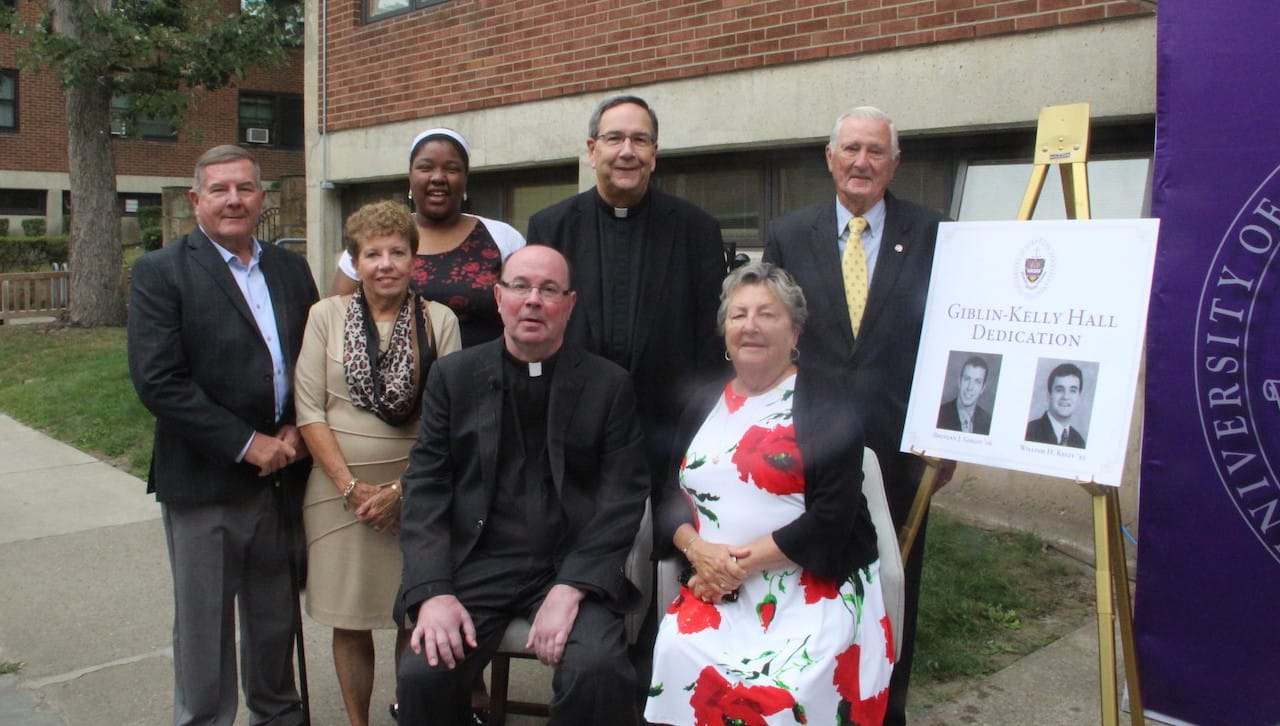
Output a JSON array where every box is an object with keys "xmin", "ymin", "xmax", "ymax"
[{"xmin": 409, "ymin": 128, "xmax": 471, "ymax": 164}]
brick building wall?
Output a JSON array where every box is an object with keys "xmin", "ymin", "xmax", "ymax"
[
  {"xmin": 322, "ymin": 0, "xmax": 1151, "ymax": 131},
  {"xmin": 0, "ymin": 0, "xmax": 303, "ymax": 182}
]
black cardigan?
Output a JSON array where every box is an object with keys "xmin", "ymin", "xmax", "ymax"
[{"xmin": 653, "ymin": 366, "xmax": 878, "ymax": 579}]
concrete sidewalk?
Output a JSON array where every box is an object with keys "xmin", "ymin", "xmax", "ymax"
[{"xmin": 0, "ymin": 412, "xmax": 1137, "ymax": 725}]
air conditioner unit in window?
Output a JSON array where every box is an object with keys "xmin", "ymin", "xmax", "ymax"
[
  {"xmin": 245, "ymin": 127, "xmax": 271, "ymax": 144},
  {"xmin": 110, "ymin": 119, "xmax": 127, "ymax": 136}
]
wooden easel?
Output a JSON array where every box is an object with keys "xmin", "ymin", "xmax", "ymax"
[{"xmin": 899, "ymin": 103, "xmax": 1144, "ymax": 726}]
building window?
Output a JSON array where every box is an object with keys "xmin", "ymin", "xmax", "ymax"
[
  {"xmin": 0, "ymin": 70, "xmax": 16, "ymax": 131},
  {"xmin": 239, "ymin": 93, "xmax": 303, "ymax": 149},
  {"xmin": 365, "ymin": 0, "xmax": 449, "ymax": 22},
  {"xmin": 954, "ymin": 157, "xmax": 1152, "ymax": 221},
  {"xmin": 0, "ymin": 189, "xmax": 47, "ymax": 216},
  {"xmin": 467, "ymin": 167, "xmax": 577, "ymax": 236},
  {"xmin": 110, "ymin": 95, "xmax": 178, "ymax": 140},
  {"xmin": 119, "ymin": 193, "xmax": 163, "ymax": 217}
]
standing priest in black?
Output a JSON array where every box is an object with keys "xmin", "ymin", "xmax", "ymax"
[{"xmin": 526, "ymin": 95, "xmax": 728, "ymax": 504}]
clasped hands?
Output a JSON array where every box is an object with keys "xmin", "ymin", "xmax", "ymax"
[
  {"xmin": 685, "ymin": 538, "xmax": 751, "ymax": 604},
  {"xmin": 245, "ymin": 424, "xmax": 309, "ymax": 476},
  {"xmin": 410, "ymin": 584, "xmax": 585, "ymax": 670},
  {"xmin": 343, "ymin": 479, "xmax": 401, "ymax": 534}
]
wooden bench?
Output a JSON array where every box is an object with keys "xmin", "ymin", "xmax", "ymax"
[{"xmin": 0, "ymin": 270, "xmax": 70, "ymax": 324}]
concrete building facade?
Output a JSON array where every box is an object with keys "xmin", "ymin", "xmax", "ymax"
[
  {"xmin": 305, "ymin": 0, "xmax": 1155, "ymax": 268},
  {"xmin": 305, "ymin": 0, "xmax": 1157, "ymax": 552}
]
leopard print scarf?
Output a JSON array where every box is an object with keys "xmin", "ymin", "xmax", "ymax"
[{"xmin": 343, "ymin": 286, "xmax": 437, "ymax": 426}]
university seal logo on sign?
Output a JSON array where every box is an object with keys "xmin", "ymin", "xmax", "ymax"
[
  {"xmin": 1024, "ymin": 257, "xmax": 1046, "ymax": 283},
  {"xmin": 1016, "ymin": 240, "xmax": 1053, "ymax": 297},
  {"xmin": 1195, "ymin": 163, "xmax": 1280, "ymax": 565}
]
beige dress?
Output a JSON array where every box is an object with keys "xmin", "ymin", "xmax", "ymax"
[{"xmin": 294, "ymin": 294, "xmax": 461, "ymax": 630}]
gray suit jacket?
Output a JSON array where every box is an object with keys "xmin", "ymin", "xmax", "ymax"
[
  {"xmin": 128, "ymin": 229, "xmax": 318, "ymax": 504},
  {"xmin": 763, "ymin": 192, "xmax": 946, "ymax": 522},
  {"xmin": 395, "ymin": 340, "xmax": 650, "ymax": 623}
]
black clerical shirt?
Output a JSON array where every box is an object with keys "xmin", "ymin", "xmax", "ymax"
[
  {"xmin": 596, "ymin": 191, "xmax": 648, "ymax": 369},
  {"xmin": 471, "ymin": 350, "xmax": 567, "ymax": 566}
]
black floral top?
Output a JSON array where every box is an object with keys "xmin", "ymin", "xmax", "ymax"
[{"xmin": 410, "ymin": 221, "xmax": 505, "ymax": 348}]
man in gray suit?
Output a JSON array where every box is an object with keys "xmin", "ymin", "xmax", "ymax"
[
  {"xmin": 763, "ymin": 107, "xmax": 947, "ymax": 725},
  {"xmin": 128, "ymin": 145, "xmax": 318, "ymax": 725}
]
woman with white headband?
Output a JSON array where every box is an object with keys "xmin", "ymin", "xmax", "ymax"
[{"xmin": 333, "ymin": 128, "xmax": 525, "ymax": 348}]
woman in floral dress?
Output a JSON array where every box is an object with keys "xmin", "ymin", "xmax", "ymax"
[{"xmin": 647, "ymin": 262, "xmax": 894, "ymax": 726}]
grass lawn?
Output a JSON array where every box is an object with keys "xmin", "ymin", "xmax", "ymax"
[
  {"xmin": 0, "ymin": 321, "xmax": 1095, "ymax": 701},
  {"xmin": 912, "ymin": 514, "xmax": 1094, "ymax": 704},
  {"xmin": 0, "ymin": 324, "xmax": 152, "ymax": 478}
]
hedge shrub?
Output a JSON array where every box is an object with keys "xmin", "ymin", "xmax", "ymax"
[
  {"xmin": 0, "ymin": 237, "xmax": 71, "ymax": 273},
  {"xmin": 21, "ymin": 219, "xmax": 47, "ymax": 237}
]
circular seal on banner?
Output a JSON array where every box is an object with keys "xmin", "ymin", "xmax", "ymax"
[{"xmin": 1194, "ymin": 163, "xmax": 1280, "ymax": 565}]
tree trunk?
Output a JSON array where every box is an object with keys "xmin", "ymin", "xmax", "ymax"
[{"xmin": 52, "ymin": 0, "xmax": 127, "ymax": 327}]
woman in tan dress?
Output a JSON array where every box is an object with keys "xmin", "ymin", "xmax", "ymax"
[{"xmin": 295, "ymin": 200, "xmax": 461, "ymax": 726}]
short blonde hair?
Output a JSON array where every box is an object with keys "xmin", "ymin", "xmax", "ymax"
[{"xmin": 343, "ymin": 200, "xmax": 419, "ymax": 258}]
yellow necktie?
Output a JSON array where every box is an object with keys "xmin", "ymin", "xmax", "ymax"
[{"xmin": 842, "ymin": 216, "xmax": 869, "ymax": 335}]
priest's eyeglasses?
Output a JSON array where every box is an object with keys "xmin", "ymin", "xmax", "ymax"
[
  {"xmin": 497, "ymin": 280, "xmax": 571, "ymax": 299},
  {"xmin": 595, "ymin": 132, "xmax": 655, "ymax": 150}
]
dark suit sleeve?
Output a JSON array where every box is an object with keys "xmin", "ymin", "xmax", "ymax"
[
  {"xmin": 525, "ymin": 206, "xmax": 554, "ymax": 248},
  {"xmin": 274, "ymin": 254, "xmax": 319, "ymax": 427},
  {"xmin": 397, "ymin": 361, "xmax": 458, "ymax": 614},
  {"xmin": 762, "ymin": 218, "xmax": 785, "ymax": 267},
  {"xmin": 127, "ymin": 252, "xmax": 257, "ymax": 463},
  {"xmin": 555, "ymin": 373, "xmax": 650, "ymax": 601},
  {"xmin": 773, "ymin": 369, "xmax": 872, "ymax": 579},
  {"xmin": 689, "ymin": 211, "xmax": 728, "ymax": 380}
]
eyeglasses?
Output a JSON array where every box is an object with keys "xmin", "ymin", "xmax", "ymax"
[
  {"xmin": 594, "ymin": 131, "xmax": 655, "ymax": 150},
  {"xmin": 497, "ymin": 280, "xmax": 571, "ymax": 299}
]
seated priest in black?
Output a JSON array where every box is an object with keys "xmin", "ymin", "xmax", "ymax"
[{"xmin": 394, "ymin": 245, "xmax": 650, "ymax": 726}]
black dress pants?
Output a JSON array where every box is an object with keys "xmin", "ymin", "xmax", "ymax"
[{"xmin": 396, "ymin": 557, "xmax": 638, "ymax": 726}]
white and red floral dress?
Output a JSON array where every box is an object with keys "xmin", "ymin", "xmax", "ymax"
[{"xmin": 645, "ymin": 375, "xmax": 895, "ymax": 726}]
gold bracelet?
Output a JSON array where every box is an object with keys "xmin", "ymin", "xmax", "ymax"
[
  {"xmin": 681, "ymin": 535, "xmax": 700, "ymax": 556},
  {"xmin": 343, "ymin": 478, "xmax": 358, "ymax": 509},
  {"xmin": 390, "ymin": 481, "xmax": 402, "ymax": 500}
]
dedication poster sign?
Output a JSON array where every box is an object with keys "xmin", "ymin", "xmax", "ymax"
[{"xmin": 901, "ymin": 219, "xmax": 1158, "ymax": 485}]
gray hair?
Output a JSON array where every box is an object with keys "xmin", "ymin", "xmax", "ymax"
[
  {"xmin": 828, "ymin": 106, "xmax": 900, "ymax": 159},
  {"xmin": 588, "ymin": 95, "xmax": 659, "ymax": 144},
  {"xmin": 717, "ymin": 261, "xmax": 808, "ymax": 336},
  {"xmin": 192, "ymin": 145, "xmax": 262, "ymax": 193}
]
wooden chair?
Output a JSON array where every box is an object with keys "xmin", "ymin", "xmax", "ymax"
[{"xmin": 486, "ymin": 499, "xmax": 653, "ymax": 725}]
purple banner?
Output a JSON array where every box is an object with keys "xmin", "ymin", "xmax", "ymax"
[{"xmin": 1138, "ymin": 2, "xmax": 1280, "ymax": 724}]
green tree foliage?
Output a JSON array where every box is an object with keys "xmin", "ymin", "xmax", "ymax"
[
  {"xmin": 5, "ymin": 0, "xmax": 291, "ymax": 139},
  {"xmin": 0, "ymin": 0, "xmax": 298, "ymax": 325}
]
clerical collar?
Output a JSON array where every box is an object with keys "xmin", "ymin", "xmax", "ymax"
[
  {"xmin": 596, "ymin": 188, "xmax": 651, "ymax": 218},
  {"xmin": 502, "ymin": 348, "xmax": 559, "ymax": 378}
]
